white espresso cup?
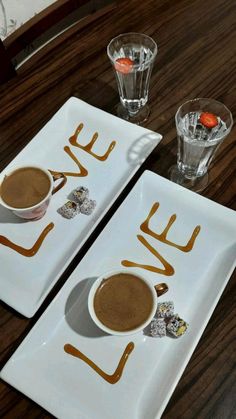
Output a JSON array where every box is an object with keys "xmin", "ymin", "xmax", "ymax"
[
  {"xmin": 88, "ymin": 269, "xmax": 158, "ymax": 336},
  {"xmin": 0, "ymin": 165, "xmax": 66, "ymax": 220}
]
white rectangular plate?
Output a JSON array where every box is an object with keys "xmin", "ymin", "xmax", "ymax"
[
  {"xmin": 0, "ymin": 97, "xmax": 162, "ymax": 317},
  {"xmin": 1, "ymin": 170, "xmax": 235, "ymax": 419}
]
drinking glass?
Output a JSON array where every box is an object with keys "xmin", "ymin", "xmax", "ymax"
[
  {"xmin": 107, "ymin": 33, "xmax": 158, "ymax": 125},
  {"xmin": 169, "ymin": 98, "xmax": 233, "ymax": 192}
]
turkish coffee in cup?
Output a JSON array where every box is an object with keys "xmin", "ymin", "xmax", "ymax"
[
  {"xmin": 88, "ymin": 270, "xmax": 157, "ymax": 336},
  {"xmin": 0, "ymin": 165, "xmax": 66, "ymax": 220},
  {"xmin": 1, "ymin": 167, "xmax": 51, "ymax": 208}
]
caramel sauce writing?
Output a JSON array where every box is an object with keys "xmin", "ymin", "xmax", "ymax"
[
  {"xmin": 0, "ymin": 222, "xmax": 54, "ymax": 256},
  {"xmin": 50, "ymin": 123, "xmax": 116, "ymax": 179},
  {"xmin": 122, "ymin": 234, "xmax": 174, "ymax": 275},
  {"xmin": 69, "ymin": 123, "xmax": 116, "ymax": 161},
  {"xmin": 50, "ymin": 171, "xmax": 67, "ymax": 193},
  {"xmin": 141, "ymin": 202, "xmax": 201, "ymax": 252},
  {"xmin": 122, "ymin": 202, "xmax": 201, "ymax": 276},
  {"xmin": 50, "ymin": 146, "xmax": 88, "ymax": 178},
  {"xmin": 64, "ymin": 342, "xmax": 134, "ymax": 384}
]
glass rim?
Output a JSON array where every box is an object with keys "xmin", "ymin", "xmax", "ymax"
[
  {"xmin": 175, "ymin": 97, "xmax": 234, "ymax": 134},
  {"xmin": 107, "ymin": 32, "xmax": 158, "ymax": 67}
]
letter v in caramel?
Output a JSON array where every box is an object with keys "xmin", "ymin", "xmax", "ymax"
[
  {"xmin": 122, "ymin": 234, "xmax": 174, "ymax": 276},
  {"xmin": 50, "ymin": 146, "xmax": 88, "ymax": 178},
  {"xmin": 121, "ymin": 201, "xmax": 201, "ymax": 276}
]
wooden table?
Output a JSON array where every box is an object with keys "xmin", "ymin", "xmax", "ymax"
[{"xmin": 0, "ymin": 0, "xmax": 235, "ymax": 417}]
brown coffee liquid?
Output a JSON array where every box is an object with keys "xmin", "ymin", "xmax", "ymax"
[
  {"xmin": 0, "ymin": 167, "xmax": 51, "ymax": 208},
  {"xmin": 94, "ymin": 273, "xmax": 154, "ymax": 332}
]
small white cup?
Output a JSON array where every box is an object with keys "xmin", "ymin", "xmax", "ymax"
[
  {"xmin": 0, "ymin": 165, "xmax": 66, "ymax": 220},
  {"xmin": 88, "ymin": 269, "xmax": 158, "ymax": 336}
]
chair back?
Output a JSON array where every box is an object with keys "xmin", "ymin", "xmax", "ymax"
[{"xmin": 0, "ymin": 0, "xmax": 116, "ymax": 83}]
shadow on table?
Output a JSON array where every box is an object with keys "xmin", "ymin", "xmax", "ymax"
[{"xmin": 65, "ymin": 277, "xmax": 107, "ymax": 338}]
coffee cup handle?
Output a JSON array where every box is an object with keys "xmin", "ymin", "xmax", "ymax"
[
  {"xmin": 50, "ymin": 171, "xmax": 67, "ymax": 195},
  {"xmin": 154, "ymin": 283, "xmax": 169, "ymax": 297}
]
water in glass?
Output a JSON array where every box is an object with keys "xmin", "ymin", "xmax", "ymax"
[
  {"xmin": 177, "ymin": 111, "xmax": 227, "ymax": 179},
  {"xmin": 114, "ymin": 45, "xmax": 155, "ymax": 115}
]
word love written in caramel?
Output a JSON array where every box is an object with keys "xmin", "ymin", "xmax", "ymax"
[
  {"xmin": 64, "ymin": 342, "xmax": 134, "ymax": 384},
  {"xmin": 50, "ymin": 123, "xmax": 116, "ymax": 178},
  {"xmin": 0, "ymin": 223, "xmax": 54, "ymax": 256},
  {"xmin": 122, "ymin": 202, "xmax": 201, "ymax": 276}
]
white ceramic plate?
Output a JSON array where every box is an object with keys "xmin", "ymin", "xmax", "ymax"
[
  {"xmin": 0, "ymin": 97, "xmax": 162, "ymax": 317},
  {"xmin": 1, "ymin": 170, "xmax": 235, "ymax": 419}
]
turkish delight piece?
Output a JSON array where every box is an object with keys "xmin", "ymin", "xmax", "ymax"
[
  {"xmin": 80, "ymin": 198, "xmax": 96, "ymax": 215},
  {"xmin": 156, "ymin": 301, "xmax": 174, "ymax": 318},
  {"xmin": 58, "ymin": 200, "xmax": 80, "ymax": 219},
  {"xmin": 72, "ymin": 186, "xmax": 89, "ymax": 204},
  {"xmin": 150, "ymin": 318, "xmax": 166, "ymax": 338},
  {"xmin": 166, "ymin": 314, "xmax": 188, "ymax": 338}
]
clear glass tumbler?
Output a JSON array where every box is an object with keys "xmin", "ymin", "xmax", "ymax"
[
  {"xmin": 170, "ymin": 98, "xmax": 233, "ymax": 192},
  {"xmin": 107, "ymin": 33, "xmax": 158, "ymax": 125}
]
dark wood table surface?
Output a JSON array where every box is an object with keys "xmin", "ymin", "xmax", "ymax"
[{"xmin": 0, "ymin": 0, "xmax": 235, "ymax": 418}]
